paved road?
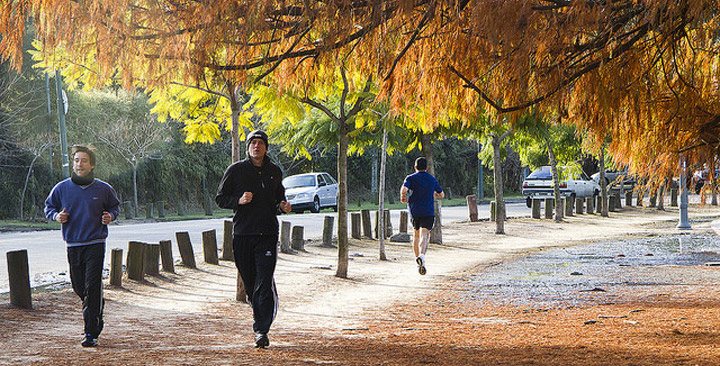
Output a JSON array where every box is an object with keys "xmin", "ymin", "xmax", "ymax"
[{"xmin": 0, "ymin": 202, "xmax": 529, "ymax": 292}]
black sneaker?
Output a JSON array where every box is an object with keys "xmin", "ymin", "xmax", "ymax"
[
  {"xmin": 254, "ymin": 333, "xmax": 269, "ymax": 348},
  {"xmin": 81, "ymin": 334, "xmax": 98, "ymax": 347},
  {"xmin": 416, "ymin": 257, "xmax": 426, "ymax": 275}
]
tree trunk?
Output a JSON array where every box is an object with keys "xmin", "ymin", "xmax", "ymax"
[
  {"xmin": 378, "ymin": 129, "xmax": 388, "ymax": 260},
  {"xmin": 336, "ymin": 125, "xmax": 349, "ymax": 278},
  {"xmin": 421, "ymin": 133, "xmax": 435, "ymax": 175},
  {"xmin": 490, "ymin": 129, "xmax": 512, "ymax": 234},
  {"xmin": 599, "ymin": 148, "xmax": 609, "ymax": 217},
  {"xmin": 20, "ymin": 154, "xmax": 40, "ymax": 220},
  {"xmin": 133, "ymin": 163, "xmax": 139, "ymax": 218},
  {"xmin": 546, "ymin": 139, "xmax": 562, "ymax": 222},
  {"xmin": 228, "ymin": 82, "xmax": 241, "ymax": 163}
]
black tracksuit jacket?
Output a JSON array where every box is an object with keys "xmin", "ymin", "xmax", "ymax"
[{"xmin": 215, "ymin": 157, "xmax": 286, "ymax": 235}]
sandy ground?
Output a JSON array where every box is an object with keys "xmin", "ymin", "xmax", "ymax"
[{"xmin": 1, "ymin": 203, "xmax": 720, "ymax": 365}]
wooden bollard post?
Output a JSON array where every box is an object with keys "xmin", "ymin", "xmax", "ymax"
[
  {"xmin": 466, "ymin": 195, "xmax": 479, "ymax": 222},
  {"xmin": 609, "ymin": 194, "xmax": 619, "ymax": 212},
  {"xmin": 175, "ymin": 231, "xmax": 196, "ymax": 268},
  {"xmin": 361, "ymin": 209, "xmax": 372, "ymax": 239},
  {"xmin": 202, "ymin": 229, "xmax": 219, "ymax": 265},
  {"xmin": 586, "ymin": 196, "xmax": 595, "ymax": 214},
  {"xmin": 399, "ymin": 211, "xmax": 408, "ymax": 233},
  {"xmin": 7, "ymin": 249, "xmax": 32, "ymax": 309},
  {"xmin": 531, "ymin": 199, "xmax": 541, "ymax": 219},
  {"xmin": 671, "ymin": 188, "xmax": 678, "ymax": 206},
  {"xmin": 144, "ymin": 243, "xmax": 160, "ymax": 276},
  {"xmin": 222, "ymin": 220, "xmax": 233, "ymax": 260},
  {"xmin": 565, "ymin": 196, "xmax": 574, "ymax": 216},
  {"xmin": 625, "ymin": 191, "xmax": 634, "ymax": 207},
  {"xmin": 615, "ymin": 193, "xmax": 622, "ymax": 209},
  {"xmin": 157, "ymin": 201, "xmax": 165, "ymax": 218},
  {"xmin": 291, "ymin": 226, "xmax": 305, "ymax": 251},
  {"xmin": 544, "ymin": 198, "xmax": 554, "ymax": 219},
  {"xmin": 351, "ymin": 213, "xmax": 361, "ymax": 239},
  {"xmin": 490, "ymin": 201, "xmax": 497, "ymax": 221},
  {"xmin": 159, "ymin": 240, "xmax": 174, "ymax": 273},
  {"xmin": 595, "ymin": 195, "xmax": 602, "ymax": 213},
  {"xmin": 126, "ymin": 241, "xmax": 146, "ymax": 281},
  {"xmin": 146, "ymin": 202, "xmax": 154, "ymax": 219},
  {"xmin": 110, "ymin": 248, "xmax": 123, "ymax": 286},
  {"xmin": 555, "ymin": 197, "xmax": 564, "ymax": 220},
  {"xmin": 575, "ymin": 196, "xmax": 584, "ymax": 214},
  {"xmin": 384, "ymin": 210, "xmax": 393, "ymax": 238},
  {"xmin": 322, "ymin": 216, "xmax": 335, "ymax": 247}
]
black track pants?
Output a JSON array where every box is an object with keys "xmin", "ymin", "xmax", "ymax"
[
  {"xmin": 233, "ymin": 235, "xmax": 278, "ymax": 334},
  {"xmin": 67, "ymin": 242, "xmax": 105, "ymax": 338}
]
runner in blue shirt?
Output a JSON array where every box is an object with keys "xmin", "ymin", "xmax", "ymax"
[
  {"xmin": 45, "ymin": 145, "xmax": 120, "ymax": 347},
  {"xmin": 400, "ymin": 157, "xmax": 444, "ymax": 275}
]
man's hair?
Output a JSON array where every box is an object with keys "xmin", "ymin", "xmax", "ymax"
[
  {"xmin": 71, "ymin": 145, "xmax": 96, "ymax": 166},
  {"xmin": 414, "ymin": 157, "xmax": 428, "ymax": 171}
]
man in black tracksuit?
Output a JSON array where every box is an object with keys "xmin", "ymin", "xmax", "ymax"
[{"xmin": 215, "ymin": 130, "xmax": 291, "ymax": 348}]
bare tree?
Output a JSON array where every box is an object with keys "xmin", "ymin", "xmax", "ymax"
[{"xmin": 94, "ymin": 115, "xmax": 167, "ymax": 217}]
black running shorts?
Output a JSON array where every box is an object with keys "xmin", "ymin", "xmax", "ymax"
[{"xmin": 411, "ymin": 216, "xmax": 435, "ymax": 231}]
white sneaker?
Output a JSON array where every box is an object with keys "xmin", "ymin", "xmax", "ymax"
[{"xmin": 416, "ymin": 257, "xmax": 426, "ymax": 275}]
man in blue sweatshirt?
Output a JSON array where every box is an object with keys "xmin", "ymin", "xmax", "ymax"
[
  {"xmin": 400, "ymin": 157, "xmax": 444, "ymax": 275},
  {"xmin": 45, "ymin": 145, "xmax": 120, "ymax": 347}
]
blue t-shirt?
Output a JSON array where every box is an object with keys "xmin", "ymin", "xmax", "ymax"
[
  {"xmin": 403, "ymin": 171, "xmax": 443, "ymax": 217},
  {"xmin": 44, "ymin": 178, "xmax": 120, "ymax": 247}
]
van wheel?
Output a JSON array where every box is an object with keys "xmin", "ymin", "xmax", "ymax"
[
  {"xmin": 311, "ymin": 196, "xmax": 320, "ymax": 213},
  {"xmin": 526, "ymin": 197, "xmax": 532, "ymax": 208}
]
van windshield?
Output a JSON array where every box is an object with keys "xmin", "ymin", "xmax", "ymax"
[{"xmin": 283, "ymin": 175, "xmax": 316, "ymax": 188}]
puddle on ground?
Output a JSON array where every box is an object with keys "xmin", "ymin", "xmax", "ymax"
[{"xmin": 466, "ymin": 234, "xmax": 720, "ymax": 308}]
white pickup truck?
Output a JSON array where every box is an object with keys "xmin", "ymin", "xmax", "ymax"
[{"xmin": 522, "ymin": 166, "xmax": 600, "ymax": 208}]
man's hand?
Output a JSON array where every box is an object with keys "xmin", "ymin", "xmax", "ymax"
[
  {"xmin": 238, "ymin": 192, "xmax": 254, "ymax": 205},
  {"xmin": 279, "ymin": 201, "xmax": 291, "ymax": 213},
  {"xmin": 102, "ymin": 211, "xmax": 113, "ymax": 225},
  {"xmin": 55, "ymin": 208, "xmax": 68, "ymax": 224}
]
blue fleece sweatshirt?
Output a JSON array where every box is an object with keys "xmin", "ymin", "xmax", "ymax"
[{"xmin": 44, "ymin": 178, "xmax": 120, "ymax": 247}]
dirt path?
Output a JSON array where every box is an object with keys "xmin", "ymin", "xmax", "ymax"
[{"xmin": 1, "ymin": 205, "xmax": 719, "ymax": 365}]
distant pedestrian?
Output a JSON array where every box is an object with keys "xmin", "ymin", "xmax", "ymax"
[
  {"xmin": 44, "ymin": 145, "xmax": 120, "ymax": 347},
  {"xmin": 400, "ymin": 157, "xmax": 444, "ymax": 275},
  {"xmin": 215, "ymin": 130, "xmax": 291, "ymax": 348}
]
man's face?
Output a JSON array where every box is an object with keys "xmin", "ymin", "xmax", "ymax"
[
  {"xmin": 73, "ymin": 152, "xmax": 95, "ymax": 177},
  {"xmin": 248, "ymin": 138, "xmax": 267, "ymax": 160}
]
